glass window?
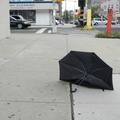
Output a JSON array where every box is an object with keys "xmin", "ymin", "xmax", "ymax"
[
  {"xmin": 10, "ymin": 10, "xmax": 36, "ymax": 22},
  {"xmin": 10, "ymin": 17, "xmax": 16, "ymax": 21},
  {"xmin": 111, "ymin": 4, "xmax": 113, "ymax": 8},
  {"xmin": 96, "ymin": 18, "xmax": 101, "ymax": 21},
  {"xmin": 103, "ymin": 19, "xmax": 106, "ymax": 21}
]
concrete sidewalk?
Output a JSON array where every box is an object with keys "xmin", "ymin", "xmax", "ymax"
[{"xmin": 0, "ymin": 31, "xmax": 120, "ymax": 120}]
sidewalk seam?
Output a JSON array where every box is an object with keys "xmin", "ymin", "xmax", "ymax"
[
  {"xmin": 66, "ymin": 36, "xmax": 75, "ymax": 120},
  {"xmin": 70, "ymin": 83, "xmax": 75, "ymax": 120}
]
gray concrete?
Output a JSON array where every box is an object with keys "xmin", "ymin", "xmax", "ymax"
[
  {"xmin": 73, "ymin": 74, "xmax": 120, "ymax": 120},
  {"xmin": 0, "ymin": 34, "xmax": 71, "ymax": 120},
  {"xmin": 0, "ymin": 29, "xmax": 120, "ymax": 120},
  {"xmin": 0, "ymin": 0, "xmax": 10, "ymax": 40}
]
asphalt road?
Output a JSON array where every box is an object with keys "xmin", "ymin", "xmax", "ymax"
[
  {"xmin": 10, "ymin": 24, "xmax": 120, "ymax": 34},
  {"xmin": 10, "ymin": 26, "xmax": 52, "ymax": 34},
  {"xmin": 93, "ymin": 24, "xmax": 120, "ymax": 32}
]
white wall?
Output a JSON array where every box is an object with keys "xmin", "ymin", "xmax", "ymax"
[
  {"xmin": 36, "ymin": 10, "xmax": 51, "ymax": 25},
  {"xmin": 0, "ymin": 0, "xmax": 10, "ymax": 40}
]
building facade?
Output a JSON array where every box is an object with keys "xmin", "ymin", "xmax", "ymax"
[
  {"xmin": 101, "ymin": 0, "xmax": 120, "ymax": 19},
  {"xmin": 92, "ymin": 0, "xmax": 108, "ymax": 6},
  {"xmin": 9, "ymin": 0, "xmax": 61, "ymax": 25},
  {"xmin": 0, "ymin": 0, "xmax": 10, "ymax": 40}
]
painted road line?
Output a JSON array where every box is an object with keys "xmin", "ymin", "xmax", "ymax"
[{"xmin": 36, "ymin": 28, "xmax": 47, "ymax": 33}]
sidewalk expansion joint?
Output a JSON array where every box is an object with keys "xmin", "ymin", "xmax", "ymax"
[
  {"xmin": 0, "ymin": 100, "xmax": 70, "ymax": 104},
  {"xmin": 70, "ymin": 83, "xmax": 75, "ymax": 120}
]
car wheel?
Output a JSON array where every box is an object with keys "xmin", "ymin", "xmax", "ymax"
[
  {"xmin": 17, "ymin": 23, "xmax": 23, "ymax": 29},
  {"xmin": 95, "ymin": 22, "xmax": 98, "ymax": 25}
]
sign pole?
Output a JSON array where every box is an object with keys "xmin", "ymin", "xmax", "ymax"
[{"xmin": 52, "ymin": 0, "xmax": 57, "ymax": 33}]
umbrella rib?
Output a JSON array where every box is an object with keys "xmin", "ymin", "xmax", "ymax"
[
  {"xmin": 89, "ymin": 75, "xmax": 112, "ymax": 89},
  {"xmin": 72, "ymin": 77, "xmax": 85, "ymax": 93},
  {"xmin": 75, "ymin": 67, "xmax": 85, "ymax": 74},
  {"xmin": 90, "ymin": 67, "xmax": 109, "ymax": 74},
  {"xmin": 89, "ymin": 76, "xmax": 93, "ymax": 85},
  {"xmin": 88, "ymin": 62, "xmax": 93, "ymax": 74},
  {"xmin": 74, "ymin": 76, "xmax": 86, "ymax": 84},
  {"xmin": 62, "ymin": 62, "xmax": 85, "ymax": 74},
  {"xmin": 72, "ymin": 52, "xmax": 86, "ymax": 72},
  {"xmin": 88, "ymin": 53, "xmax": 95, "ymax": 74}
]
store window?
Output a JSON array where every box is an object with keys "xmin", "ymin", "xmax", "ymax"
[{"xmin": 10, "ymin": 10, "xmax": 36, "ymax": 22}]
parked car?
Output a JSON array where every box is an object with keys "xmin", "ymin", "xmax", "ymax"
[
  {"xmin": 106, "ymin": 19, "xmax": 117, "ymax": 25},
  {"xmin": 55, "ymin": 20, "xmax": 59, "ymax": 25},
  {"xmin": 92, "ymin": 18, "xmax": 107, "ymax": 25},
  {"xmin": 111, "ymin": 19, "xmax": 117, "ymax": 25},
  {"xmin": 55, "ymin": 17, "xmax": 63, "ymax": 24},
  {"xmin": 74, "ymin": 20, "xmax": 79, "ymax": 25},
  {"xmin": 70, "ymin": 20, "xmax": 74, "ymax": 24},
  {"xmin": 70, "ymin": 20, "xmax": 79, "ymax": 24},
  {"xmin": 10, "ymin": 16, "xmax": 31, "ymax": 29},
  {"xmin": 75, "ymin": 18, "xmax": 87, "ymax": 26}
]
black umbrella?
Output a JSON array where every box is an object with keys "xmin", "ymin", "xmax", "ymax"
[{"xmin": 59, "ymin": 51, "xmax": 113, "ymax": 90}]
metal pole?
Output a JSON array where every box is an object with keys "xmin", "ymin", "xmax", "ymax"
[
  {"xmin": 74, "ymin": 0, "xmax": 76, "ymax": 24},
  {"xmin": 52, "ymin": 0, "xmax": 57, "ymax": 33},
  {"xmin": 65, "ymin": 0, "xmax": 67, "ymax": 23},
  {"xmin": 87, "ymin": 0, "xmax": 91, "ymax": 9},
  {"xmin": 83, "ymin": 0, "xmax": 93, "ymax": 30},
  {"xmin": 86, "ymin": 0, "xmax": 92, "ymax": 28}
]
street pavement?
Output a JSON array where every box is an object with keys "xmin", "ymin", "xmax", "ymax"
[
  {"xmin": 93, "ymin": 24, "xmax": 120, "ymax": 33},
  {"xmin": 11, "ymin": 23, "xmax": 120, "ymax": 34},
  {"xmin": 0, "ymin": 25, "xmax": 120, "ymax": 120}
]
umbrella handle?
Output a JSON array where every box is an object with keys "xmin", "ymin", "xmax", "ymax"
[
  {"xmin": 71, "ymin": 79, "xmax": 84, "ymax": 93},
  {"xmin": 71, "ymin": 88, "xmax": 78, "ymax": 93}
]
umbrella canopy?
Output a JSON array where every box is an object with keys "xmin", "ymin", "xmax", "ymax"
[{"xmin": 59, "ymin": 51, "xmax": 113, "ymax": 90}]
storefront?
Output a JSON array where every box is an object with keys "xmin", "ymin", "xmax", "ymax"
[{"xmin": 9, "ymin": 1, "xmax": 59, "ymax": 25}]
